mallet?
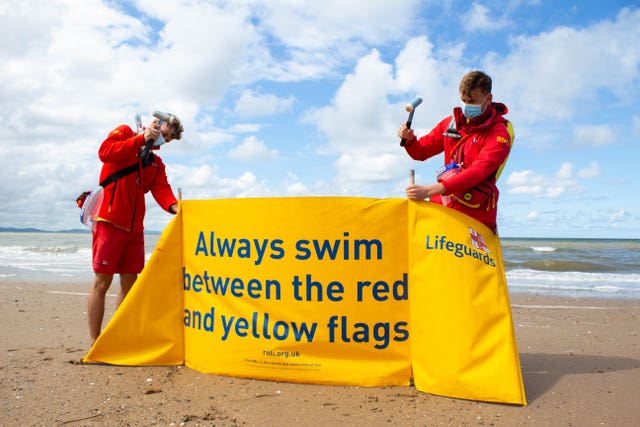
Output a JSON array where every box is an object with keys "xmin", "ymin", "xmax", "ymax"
[
  {"xmin": 139, "ymin": 111, "xmax": 169, "ymax": 160},
  {"xmin": 400, "ymin": 96, "xmax": 423, "ymax": 146}
]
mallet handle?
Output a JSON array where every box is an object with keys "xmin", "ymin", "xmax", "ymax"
[
  {"xmin": 140, "ymin": 118, "xmax": 164, "ymax": 160},
  {"xmin": 400, "ymin": 110, "xmax": 415, "ymax": 147}
]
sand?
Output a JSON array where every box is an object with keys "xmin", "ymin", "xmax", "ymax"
[{"xmin": 1, "ymin": 281, "xmax": 639, "ymax": 426}]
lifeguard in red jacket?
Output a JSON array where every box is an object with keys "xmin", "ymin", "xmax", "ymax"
[
  {"xmin": 398, "ymin": 70, "xmax": 513, "ymax": 234},
  {"xmin": 87, "ymin": 112, "xmax": 183, "ymax": 345}
]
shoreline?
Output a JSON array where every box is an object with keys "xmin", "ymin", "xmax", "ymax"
[{"xmin": 2, "ymin": 281, "xmax": 639, "ymax": 426}]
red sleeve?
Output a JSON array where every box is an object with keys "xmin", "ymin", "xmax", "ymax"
[
  {"xmin": 98, "ymin": 125, "xmax": 146, "ymax": 163},
  {"xmin": 441, "ymin": 123, "xmax": 511, "ymax": 195},
  {"xmin": 404, "ymin": 116, "xmax": 451, "ymax": 161},
  {"xmin": 150, "ymin": 157, "xmax": 178, "ymax": 212}
]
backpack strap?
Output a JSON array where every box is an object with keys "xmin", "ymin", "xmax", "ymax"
[
  {"xmin": 99, "ymin": 152, "xmax": 155, "ymax": 188},
  {"xmin": 99, "ymin": 163, "xmax": 139, "ymax": 187}
]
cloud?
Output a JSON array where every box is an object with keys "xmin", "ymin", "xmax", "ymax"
[
  {"xmin": 505, "ymin": 161, "xmax": 598, "ymax": 198},
  {"xmin": 487, "ymin": 7, "xmax": 640, "ymax": 123},
  {"xmin": 577, "ymin": 161, "xmax": 601, "ymax": 179},
  {"xmin": 168, "ymin": 165, "xmax": 270, "ymax": 199},
  {"xmin": 608, "ymin": 208, "xmax": 626, "ymax": 225},
  {"xmin": 572, "ymin": 124, "xmax": 615, "ymax": 147},
  {"xmin": 304, "ymin": 49, "xmax": 406, "ymax": 185},
  {"xmin": 1, "ymin": 1, "xmax": 639, "ymax": 238},
  {"xmin": 234, "ymin": 90, "xmax": 294, "ymax": 119},
  {"xmin": 393, "ymin": 36, "xmax": 465, "ymax": 113},
  {"xmin": 228, "ymin": 135, "xmax": 278, "ymax": 162},
  {"xmin": 461, "ymin": 3, "xmax": 510, "ymax": 32},
  {"xmin": 287, "ymin": 182, "xmax": 310, "ymax": 196},
  {"xmin": 248, "ymin": 0, "xmax": 419, "ymax": 49}
]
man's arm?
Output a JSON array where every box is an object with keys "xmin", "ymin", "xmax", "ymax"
[
  {"xmin": 402, "ymin": 116, "xmax": 451, "ymax": 161},
  {"xmin": 150, "ymin": 158, "xmax": 178, "ymax": 213},
  {"xmin": 98, "ymin": 125, "xmax": 145, "ymax": 163}
]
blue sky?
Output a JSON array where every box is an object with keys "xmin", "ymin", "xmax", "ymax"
[{"xmin": 1, "ymin": 0, "xmax": 639, "ymax": 238}]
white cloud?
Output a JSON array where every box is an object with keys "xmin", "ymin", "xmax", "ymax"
[
  {"xmin": 0, "ymin": 1, "xmax": 639, "ymax": 239},
  {"xmin": 168, "ymin": 166, "xmax": 270, "ymax": 200},
  {"xmin": 246, "ymin": 0, "xmax": 419, "ymax": 49},
  {"xmin": 577, "ymin": 162, "xmax": 601, "ymax": 179},
  {"xmin": 228, "ymin": 135, "xmax": 278, "ymax": 162},
  {"xmin": 609, "ymin": 209, "xmax": 626, "ymax": 224},
  {"xmin": 235, "ymin": 90, "xmax": 294, "ymax": 119},
  {"xmin": 393, "ymin": 36, "xmax": 464, "ymax": 116},
  {"xmin": 304, "ymin": 49, "xmax": 405, "ymax": 184},
  {"xmin": 487, "ymin": 8, "xmax": 640, "ymax": 123},
  {"xmin": 555, "ymin": 162, "xmax": 573, "ymax": 180},
  {"xmin": 461, "ymin": 3, "xmax": 510, "ymax": 32},
  {"xmin": 314, "ymin": 49, "xmax": 395, "ymax": 134},
  {"xmin": 506, "ymin": 161, "xmax": 598, "ymax": 198},
  {"xmin": 572, "ymin": 124, "xmax": 614, "ymax": 147},
  {"xmin": 287, "ymin": 182, "xmax": 310, "ymax": 196}
]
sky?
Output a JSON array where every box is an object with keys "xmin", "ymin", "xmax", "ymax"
[{"xmin": 1, "ymin": 0, "xmax": 639, "ymax": 238}]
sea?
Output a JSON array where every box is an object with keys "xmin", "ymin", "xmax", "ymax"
[{"xmin": 0, "ymin": 232, "xmax": 639, "ymax": 300}]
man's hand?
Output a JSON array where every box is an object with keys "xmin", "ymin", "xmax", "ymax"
[
  {"xmin": 144, "ymin": 119, "xmax": 160, "ymax": 142},
  {"xmin": 169, "ymin": 203, "xmax": 179, "ymax": 214},
  {"xmin": 397, "ymin": 124, "xmax": 415, "ymax": 142},
  {"xmin": 406, "ymin": 183, "xmax": 446, "ymax": 200}
]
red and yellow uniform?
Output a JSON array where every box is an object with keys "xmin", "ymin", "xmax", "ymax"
[
  {"xmin": 404, "ymin": 103, "xmax": 513, "ymax": 233},
  {"xmin": 92, "ymin": 125, "xmax": 177, "ymax": 275},
  {"xmin": 97, "ymin": 125, "xmax": 177, "ymax": 232}
]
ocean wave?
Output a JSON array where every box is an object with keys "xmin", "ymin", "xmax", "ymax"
[
  {"xmin": 0, "ymin": 245, "xmax": 90, "ymax": 256},
  {"xmin": 506, "ymin": 269, "xmax": 640, "ymax": 284},
  {"xmin": 25, "ymin": 245, "xmax": 85, "ymax": 254},
  {"xmin": 507, "ymin": 283, "xmax": 640, "ymax": 298},
  {"xmin": 504, "ymin": 259, "xmax": 618, "ymax": 273},
  {"xmin": 529, "ymin": 246, "xmax": 556, "ymax": 252},
  {"xmin": 506, "ymin": 269, "xmax": 640, "ymax": 298}
]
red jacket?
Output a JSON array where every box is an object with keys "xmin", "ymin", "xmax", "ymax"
[
  {"xmin": 96, "ymin": 125, "xmax": 177, "ymax": 232},
  {"xmin": 405, "ymin": 103, "xmax": 512, "ymax": 233}
]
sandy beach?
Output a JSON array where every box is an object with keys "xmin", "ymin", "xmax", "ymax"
[{"xmin": 1, "ymin": 281, "xmax": 639, "ymax": 426}]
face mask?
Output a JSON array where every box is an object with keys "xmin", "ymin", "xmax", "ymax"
[
  {"xmin": 461, "ymin": 94, "xmax": 489, "ymax": 119},
  {"xmin": 153, "ymin": 133, "xmax": 166, "ymax": 147}
]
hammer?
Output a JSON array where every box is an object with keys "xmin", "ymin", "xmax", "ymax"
[
  {"xmin": 139, "ymin": 111, "xmax": 171, "ymax": 160},
  {"xmin": 400, "ymin": 96, "xmax": 423, "ymax": 146}
]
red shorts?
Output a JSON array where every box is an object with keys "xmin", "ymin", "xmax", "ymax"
[{"xmin": 92, "ymin": 221, "xmax": 145, "ymax": 275}]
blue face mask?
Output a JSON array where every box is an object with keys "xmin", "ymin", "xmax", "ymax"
[
  {"xmin": 153, "ymin": 133, "xmax": 166, "ymax": 147},
  {"xmin": 461, "ymin": 94, "xmax": 489, "ymax": 119}
]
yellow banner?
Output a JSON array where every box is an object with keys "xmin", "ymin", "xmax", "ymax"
[
  {"xmin": 182, "ymin": 197, "xmax": 411, "ymax": 386},
  {"xmin": 83, "ymin": 214, "xmax": 184, "ymax": 365},
  {"xmin": 407, "ymin": 202, "xmax": 526, "ymax": 404},
  {"xmin": 83, "ymin": 197, "xmax": 525, "ymax": 405}
]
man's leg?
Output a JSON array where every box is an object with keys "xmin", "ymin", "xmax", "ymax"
[
  {"xmin": 117, "ymin": 273, "xmax": 137, "ymax": 308},
  {"xmin": 87, "ymin": 272, "xmax": 114, "ymax": 346}
]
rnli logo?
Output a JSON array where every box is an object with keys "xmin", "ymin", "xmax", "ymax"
[
  {"xmin": 469, "ymin": 227, "xmax": 490, "ymax": 254},
  {"xmin": 496, "ymin": 136, "xmax": 509, "ymax": 144}
]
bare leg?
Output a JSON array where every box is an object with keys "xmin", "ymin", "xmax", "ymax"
[
  {"xmin": 117, "ymin": 273, "xmax": 137, "ymax": 308},
  {"xmin": 87, "ymin": 273, "xmax": 114, "ymax": 346}
]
